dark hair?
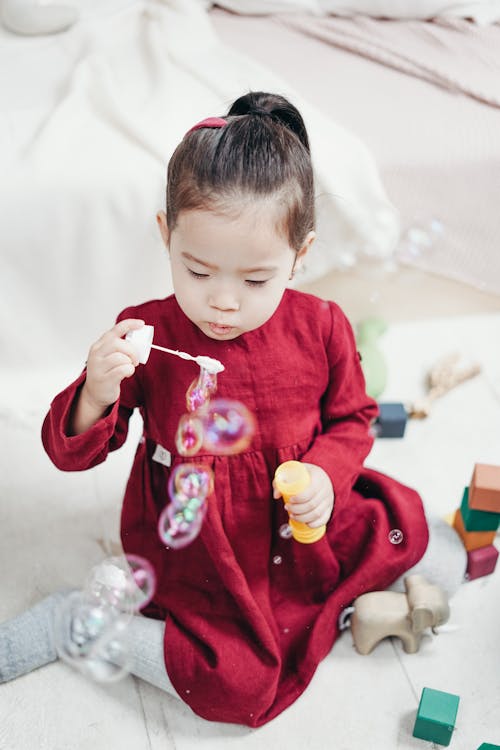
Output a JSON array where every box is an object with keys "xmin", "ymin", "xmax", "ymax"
[{"xmin": 166, "ymin": 91, "xmax": 315, "ymax": 252}]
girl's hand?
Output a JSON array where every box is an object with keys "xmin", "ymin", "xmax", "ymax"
[
  {"xmin": 70, "ymin": 319, "xmax": 144, "ymax": 435},
  {"xmin": 273, "ymin": 463, "xmax": 334, "ymax": 528},
  {"xmin": 82, "ymin": 319, "xmax": 145, "ymax": 409}
]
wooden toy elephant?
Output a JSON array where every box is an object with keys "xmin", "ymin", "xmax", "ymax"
[{"xmin": 350, "ymin": 574, "xmax": 450, "ymax": 655}]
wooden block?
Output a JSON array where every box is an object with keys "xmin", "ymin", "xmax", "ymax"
[
  {"xmin": 469, "ymin": 463, "xmax": 500, "ymax": 513},
  {"xmin": 373, "ymin": 402, "xmax": 407, "ymax": 438},
  {"xmin": 443, "ymin": 511, "xmax": 455, "ymax": 526},
  {"xmin": 460, "ymin": 487, "xmax": 500, "ymax": 532},
  {"xmin": 413, "ymin": 687, "xmax": 459, "ymax": 746},
  {"xmin": 452, "ymin": 509, "xmax": 496, "ymax": 552},
  {"xmin": 466, "ymin": 545, "xmax": 499, "ymax": 581}
]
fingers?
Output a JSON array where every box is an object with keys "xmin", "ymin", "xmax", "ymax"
[
  {"xmin": 285, "ymin": 496, "xmax": 331, "ymax": 527},
  {"xmin": 84, "ymin": 319, "xmax": 145, "ymax": 408},
  {"xmin": 281, "ymin": 464, "xmax": 334, "ymax": 527},
  {"xmin": 90, "ymin": 320, "xmax": 145, "ymax": 365},
  {"xmin": 113, "ymin": 318, "xmax": 145, "ymax": 338}
]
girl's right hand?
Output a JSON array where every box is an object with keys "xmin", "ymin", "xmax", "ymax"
[{"xmin": 81, "ymin": 318, "xmax": 145, "ymax": 411}]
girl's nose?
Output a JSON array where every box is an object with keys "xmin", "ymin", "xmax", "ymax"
[{"xmin": 209, "ymin": 291, "xmax": 240, "ymax": 312}]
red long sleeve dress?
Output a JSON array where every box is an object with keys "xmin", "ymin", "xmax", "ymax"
[{"xmin": 42, "ymin": 289, "xmax": 428, "ymax": 727}]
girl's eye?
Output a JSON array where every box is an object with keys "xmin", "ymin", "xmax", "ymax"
[
  {"xmin": 188, "ymin": 269, "xmax": 209, "ymax": 280},
  {"xmin": 245, "ymin": 279, "xmax": 268, "ymax": 287}
]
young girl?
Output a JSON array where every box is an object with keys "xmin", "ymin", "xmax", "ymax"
[{"xmin": 1, "ymin": 91, "xmax": 465, "ymax": 727}]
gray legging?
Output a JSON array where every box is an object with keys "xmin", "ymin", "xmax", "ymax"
[{"xmin": 0, "ymin": 517, "xmax": 466, "ymax": 690}]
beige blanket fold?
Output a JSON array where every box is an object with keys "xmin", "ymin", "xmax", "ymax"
[{"xmin": 278, "ymin": 14, "xmax": 500, "ymax": 108}]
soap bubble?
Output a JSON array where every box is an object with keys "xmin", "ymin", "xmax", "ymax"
[
  {"xmin": 175, "ymin": 414, "xmax": 204, "ymax": 457},
  {"xmin": 53, "ymin": 591, "xmax": 131, "ymax": 683},
  {"xmin": 186, "ymin": 368, "xmax": 218, "ymax": 412},
  {"xmin": 279, "ymin": 523, "xmax": 293, "ymax": 540},
  {"xmin": 158, "ymin": 502, "xmax": 205, "ymax": 549},
  {"xmin": 168, "ymin": 463, "xmax": 214, "ymax": 507},
  {"xmin": 81, "ymin": 635, "xmax": 132, "ymax": 683},
  {"xmin": 123, "ymin": 554, "xmax": 157, "ymax": 611},
  {"xmin": 85, "ymin": 554, "xmax": 156, "ymax": 613},
  {"xmin": 389, "ymin": 528, "xmax": 404, "ymax": 545},
  {"xmin": 199, "ymin": 398, "xmax": 256, "ymax": 455},
  {"xmin": 397, "ymin": 217, "xmax": 445, "ymax": 262}
]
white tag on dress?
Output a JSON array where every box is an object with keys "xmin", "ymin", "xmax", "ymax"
[{"xmin": 152, "ymin": 444, "xmax": 172, "ymax": 467}]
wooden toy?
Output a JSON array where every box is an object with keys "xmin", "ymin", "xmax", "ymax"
[
  {"xmin": 460, "ymin": 487, "xmax": 500, "ymax": 532},
  {"xmin": 452, "ymin": 509, "xmax": 496, "ymax": 552},
  {"xmin": 408, "ymin": 352, "xmax": 481, "ymax": 419},
  {"xmin": 373, "ymin": 402, "xmax": 407, "ymax": 438},
  {"xmin": 466, "ymin": 545, "xmax": 499, "ymax": 581},
  {"xmin": 356, "ymin": 317, "xmax": 388, "ymax": 400},
  {"xmin": 469, "ymin": 463, "xmax": 500, "ymax": 513},
  {"xmin": 350, "ymin": 574, "xmax": 449, "ymax": 655},
  {"xmin": 274, "ymin": 461, "xmax": 326, "ymax": 544},
  {"xmin": 412, "ymin": 687, "xmax": 460, "ymax": 746}
]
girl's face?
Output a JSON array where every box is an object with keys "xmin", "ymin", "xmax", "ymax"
[{"xmin": 158, "ymin": 205, "xmax": 314, "ymax": 341}]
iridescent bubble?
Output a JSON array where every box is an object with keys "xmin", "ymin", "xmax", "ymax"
[
  {"xmin": 158, "ymin": 502, "xmax": 205, "ymax": 549},
  {"xmin": 81, "ymin": 634, "xmax": 132, "ymax": 683},
  {"xmin": 398, "ymin": 217, "xmax": 445, "ymax": 262},
  {"xmin": 199, "ymin": 398, "xmax": 256, "ymax": 455},
  {"xmin": 175, "ymin": 414, "xmax": 204, "ymax": 457},
  {"xmin": 186, "ymin": 368, "xmax": 218, "ymax": 412},
  {"xmin": 278, "ymin": 523, "xmax": 293, "ymax": 540},
  {"xmin": 85, "ymin": 554, "xmax": 156, "ymax": 614},
  {"xmin": 124, "ymin": 554, "xmax": 157, "ymax": 611},
  {"xmin": 389, "ymin": 528, "xmax": 404, "ymax": 545},
  {"xmin": 273, "ymin": 555, "xmax": 282, "ymax": 565},
  {"xmin": 53, "ymin": 591, "xmax": 130, "ymax": 682},
  {"xmin": 168, "ymin": 463, "xmax": 214, "ymax": 507}
]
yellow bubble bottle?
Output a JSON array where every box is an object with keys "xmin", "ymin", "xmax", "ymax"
[{"xmin": 274, "ymin": 460, "xmax": 326, "ymax": 544}]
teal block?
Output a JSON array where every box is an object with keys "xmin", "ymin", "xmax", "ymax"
[
  {"xmin": 460, "ymin": 487, "xmax": 500, "ymax": 532},
  {"xmin": 477, "ymin": 744, "xmax": 500, "ymax": 749},
  {"xmin": 413, "ymin": 687, "xmax": 460, "ymax": 746}
]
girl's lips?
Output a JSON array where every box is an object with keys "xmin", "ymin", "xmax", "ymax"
[{"xmin": 208, "ymin": 322, "xmax": 235, "ymax": 335}]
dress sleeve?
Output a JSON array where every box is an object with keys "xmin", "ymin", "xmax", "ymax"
[
  {"xmin": 41, "ymin": 307, "xmax": 142, "ymax": 472},
  {"xmin": 300, "ymin": 302, "xmax": 378, "ymax": 517}
]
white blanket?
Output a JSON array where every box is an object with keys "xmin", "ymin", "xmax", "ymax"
[{"xmin": 1, "ymin": 0, "xmax": 398, "ymax": 385}]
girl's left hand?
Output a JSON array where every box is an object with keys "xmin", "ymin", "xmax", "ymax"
[{"xmin": 273, "ymin": 463, "xmax": 334, "ymax": 528}]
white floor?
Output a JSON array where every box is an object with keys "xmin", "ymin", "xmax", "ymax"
[{"xmin": 1, "ymin": 281, "xmax": 500, "ymax": 749}]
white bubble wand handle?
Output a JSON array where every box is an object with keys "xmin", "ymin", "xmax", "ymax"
[{"xmin": 126, "ymin": 325, "xmax": 224, "ymax": 374}]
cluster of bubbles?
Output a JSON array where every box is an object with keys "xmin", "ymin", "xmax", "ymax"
[
  {"xmin": 397, "ymin": 218, "xmax": 444, "ymax": 263},
  {"xmin": 53, "ymin": 554, "xmax": 156, "ymax": 683},
  {"xmin": 158, "ymin": 462, "xmax": 213, "ymax": 549},
  {"xmin": 159, "ymin": 365, "xmax": 256, "ymax": 550}
]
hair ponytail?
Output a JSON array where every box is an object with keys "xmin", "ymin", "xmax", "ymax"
[
  {"xmin": 166, "ymin": 91, "xmax": 315, "ymax": 252},
  {"xmin": 226, "ymin": 91, "xmax": 310, "ymax": 154}
]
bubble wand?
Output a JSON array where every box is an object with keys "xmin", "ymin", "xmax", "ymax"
[{"xmin": 126, "ymin": 325, "xmax": 224, "ymax": 374}]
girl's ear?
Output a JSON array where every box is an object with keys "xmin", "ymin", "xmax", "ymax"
[
  {"xmin": 156, "ymin": 211, "xmax": 170, "ymax": 249},
  {"xmin": 291, "ymin": 231, "xmax": 316, "ymax": 277}
]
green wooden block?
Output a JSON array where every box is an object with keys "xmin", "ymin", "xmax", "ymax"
[
  {"xmin": 477, "ymin": 744, "xmax": 500, "ymax": 749},
  {"xmin": 413, "ymin": 687, "xmax": 460, "ymax": 746},
  {"xmin": 461, "ymin": 487, "xmax": 500, "ymax": 532}
]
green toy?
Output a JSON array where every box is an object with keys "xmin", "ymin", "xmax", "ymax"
[
  {"xmin": 356, "ymin": 317, "xmax": 388, "ymax": 400},
  {"xmin": 412, "ymin": 687, "xmax": 460, "ymax": 746}
]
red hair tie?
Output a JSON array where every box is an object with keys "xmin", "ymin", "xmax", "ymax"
[{"xmin": 186, "ymin": 117, "xmax": 227, "ymax": 136}]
